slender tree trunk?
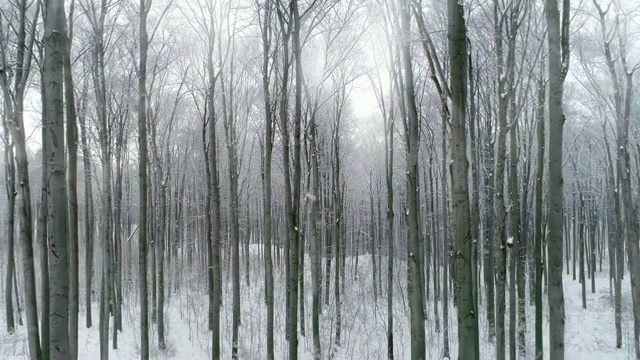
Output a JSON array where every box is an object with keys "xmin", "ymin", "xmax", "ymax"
[
  {"xmin": 534, "ymin": 79, "xmax": 544, "ymax": 360},
  {"xmin": 138, "ymin": 0, "xmax": 150, "ymax": 357},
  {"xmin": 590, "ymin": 205, "xmax": 596, "ymax": 294},
  {"xmin": 384, "ymin": 88, "xmax": 395, "ymax": 360},
  {"xmin": 422, "ymin": 165, "xmax": 432, "ymax": 303},
  {"xmin": 13, "ymin": 256, "xmax": 22, "ymax": 326},
  {"xmin": 468, "ymin": 52, "xmax": 481, "ymax": 358},
  {"xmin": 275, "ymin": 1, "xmax": 305, "ymax": 356},
  {"xmin": 433, "ymin": 162, "xmax": 441, "ymax": 334},
  {"xmin": 260, "ymin": 4, "xmax": 275, "ymax": 358},
  {"xmin": 545, "ymin": 0, "xmax": 570, "ymax": 356},
  {"xmin": 287, "ymin": 2, "xmax": 303, "ymax": 357},
  {"xmin": 332, "ymin": 115, "xmax": 344, "ymax": 346},
  {"xmin": 579, "ymin": 193, "xmax": 586, "ymax": 309},
  {"xmin": 220, "ymin": 61, "xmax": 241, "ymax": 359},
  {"xmin": 63, "ymin": 5, "xmax": 80, "ymax": 356},
  {"xmin": 0, "ymin": 1, "xmax": 41, "ymax": 356},
  {"xmin": 508, "ymin": 123, "xmax": 521, "ymax": 360},
  {"xmin": 441, "ymin": 124, "xmax": 450, "ymax": 359},
  {"xmin": 572, "ymin": 207, "xmax": 576, "ymax": 281},
  {"xmin": 492, "ymin": 1, "xmax": 516, "ymax": 356},
  {"xmin": 203, "ymin": 3, "xmax": 222, "ymax": 357},
  {"xmin": 370, "ymin": 193, "xmax": 378, "ymax": 303},
  {"xmin": 39, "ymin": 56, "xmax": 51, "ymax": 360},
  {"xmin": 399, "ymin": 0, "xmax": 426, "ymax": 357},
  {"xmin": 603, "ymin": 127, "xmax": 622, "ymax": 347},
  {"xmin": 334, "ymin": 190, "xmax": 342, "ymax": 346},
  {"xmin": 309, "ymin": 115, "xmax": 321, "ymax": 360},
  {"xmin": 483, "ymin": 139, "xmax": 495, "ymax": 341},
  {"xmin": 592, "ymin": 0, "xmax": 640, "ymax": 353},
  {"xmin": 2, "ymin": 111, "xmax": 16, "ymax": 335},
  {"xmin": 448, "ymin": 1, "xmax": 479, "ymax": 357},
  {"xmin": 276, "ymin": 4, "xmax": 293, "ymax": 343},
  {"xmin": 112, "ymin": 112, "xmax": 128, "ymax": 342},
  {"xmin": 156, "ymin": 175, "xmax": 167, "ymax": 350},
  {"xmin": 77, "ymin": 89, "xmax": 94, "ymax": 329}
]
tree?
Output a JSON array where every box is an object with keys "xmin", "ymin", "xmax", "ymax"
[
  {"xmin": 218, "ymin": 15, "xmax": 242, "ymax": 355},
  {"xmin": 591, "ymin": 1, "xmax": 640, "ymax": 355},
  {"xmin": 399, "ymin": 0, "xmax": 426, "ymax": 357},
  {"xmin": 0, "ymin": 1, "xmax": 42, "ymax": 358},
  {"xmin": 448, "ymin": 0, "xmax": 479, "ymax": 358},
  {"xmin": 77, "ymin": 75, "xmax": 95, "ymax": 331},
  {"xmin": 544, "ymin": 0, "xmax": 570, "ymax": 357},
  {"xmin": 534, "ymin": 76, "xmax": 545, "ymax": 360},
  {"xmin": 383, "ymin": 80, "xmax": 395, "ymax": 360},
  {"xmin": 288, "ymin": 0, "xmax": 303, "ymax": 357},
  {"xmin": 43, "ymin": 0, "xmax": 70, "ymax": 358},
  {"xmin": 63, "ymin": 2, "xmax": 80, "ymax": 358},
  {"xmin": 38, "ymin": 62, "xmax": 51, "ymax": 360},
  {"xmin": 492, "ymin": 2, "xmax": 523, "ymax": 358},
  {"xmin": 2, "ymin": 90, "xmax": 16, "ymax": 336},
  {"xmin": 81, "ymin": 0, "xmax": 115, "ymax": 355},
  {"xmin": 259, "ymin": 2, "xmax": 275, "ymax": 358},
  {"xmin": 138, "ymin": 0, "xmax": 150, "ymax": 357}
]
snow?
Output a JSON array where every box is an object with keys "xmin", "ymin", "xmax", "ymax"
[
  {"xmin": 0, "ymin": 247, "xmax": 636, "ymax": 359},
  {"xmin": 507, "ymin": 236, "xmax": 514, "ymax": 245}
]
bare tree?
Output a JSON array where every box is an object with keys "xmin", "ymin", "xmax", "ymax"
[
  {"xmin": 63, "ymin": 2, "xmax": 80, "ymax": 358},
  {"xmin": 448, "ymin": 0, "xmax": 479, "ymax": 358},
  {"xmin": 43, "ymin": 0, "xmax": 70, "ymax": 357},
  {"xmin": 544, "ymin": 0, "xmax": 570, "ymax": 357},
  {"xmin": 399, "ymin": 0, "xmax": 425, "ymax": 357},
  {"xmin": 138, "ymin": 0, "xmax": 150, "ymax": 357},
  {"xmin": 0, "ymin": 1, "xmax": 42, "ymax": 358},
  {"xmin": 533, "ymin": 76, "xmax": 545, "ymax": 360},
  {"xmin": 590, "ymin": 1, "xmax": 640, "ymax": 355},
  {"xmin": 2, "ymin": 89, "xmax": 16, "ymax": 336},
  {"xmin": 77, "ymin": 74, "xmax": 95, "ymax": 331},
  {"xmin": 259, "ymin": 2, "xmax": 276, "ymax": 358}
]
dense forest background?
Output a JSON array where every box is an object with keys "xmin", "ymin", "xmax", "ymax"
[{"xmin": 1, "ymin": 0, "xmax": 640, "ymax": 359}]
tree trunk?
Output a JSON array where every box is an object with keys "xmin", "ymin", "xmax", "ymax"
[
  {"xmin": 309, "ymin": 113, "xmax": 321, "ymax": 360},
  {"xmin": 384, "ymin": 82, "xmax": 395, "ymax": 360},
  {"xmin": 138, "ymin": 0, "xmax": 150, "ymax": 357},
  {"xmin": 39, "ymin": 56, "xmax": 51, "ymax": 360},
  {"xmin": 492, "ymin": 1, "xmax": 517, "ymax": 357},
  {"xmin": 78, "ymin": 92, "xmax": 94, "ymax": 330},
  {"xmin": 260, "ymin": 4, "xmax": 275, "ymax": 358},
  {"xmin": 287, "ymin": 2, "xmax": 303, "ymax": 357},
  {"xmin": 370, "ymin": 193, "xmax": 378, "ymax": 302},
  {"xmin": 220, "ymin": 58, "xmax": 241, "ymax": 359},
  {"xmin": 603, "ymin": 126, "xmax": 622, "ymax": 347},
  {"xmin": 545, "ymin": 0, "xmax": 570, "ymax": 356},
  {"xmin": 276, "ymin": 4, "xmax": 294, "ymax": 347},
  {"xmin": 534, "ymin": 79, "xmax": 545, "ymax": 360},
  {"xmin": 202, "ymin": 2, "xmax": 222, "ymax": 357},
  {"xmin": 441, "ymin": 116, "xmax": 450, "ymax": 359},
  {"xmin": 332, "ymin": 115, "xmax": 344, "ymax": 346},
  {"xmin": 0, "ymin": 0, "xmax": 42, "ymax": 357},
  {"xmin": 2, "ymin": 109, "xmax": 16, "ymax": 335},
  {"xmin": 399, "ymin": 0, "xmax": 426, "ymax": 357},
  {"xmin": 448, "ymin": 0, "xmax": 479, "ymax": 357},
  {"xmin": 63, "ymin": 6, "xmax": 80, "ymax": 357},
  {"xmin": 579, "ymin": 193, "xmax": 586, "ymax": 309},
  {"xmin": 508, "ymin": 120, "xmax": 522, "ymax": 359},
  {"xmin": 44, "ymin": 0, "xmax": 70, "ymax": 357},
  {"xmin": 593, "ymin": 0, "xmax": 640, "ymax": 353},
  {"xmin": 433, "ymin": 163, "xmax": 441, "ymax": 334}
]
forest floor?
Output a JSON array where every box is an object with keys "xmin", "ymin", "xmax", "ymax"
[{"xmin": 0, "ymin": 248, "xmax": 635, "ymax": 359}]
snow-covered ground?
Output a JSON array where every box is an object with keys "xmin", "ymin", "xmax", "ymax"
[{"xmin": 0, "ymin": 248, "xmax": 635, "ymax": 359}]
